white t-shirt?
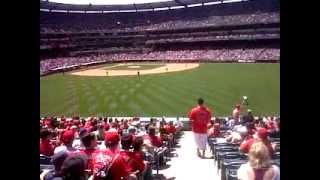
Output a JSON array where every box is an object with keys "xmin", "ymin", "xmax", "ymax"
[
  {"xmin": 228, "ymin": 119, "xmax": 236, "ymax": 128},
  {"xmin": 72, "ymin": 138, "xmax": 84, "ymax": 150},
  {"xmin": 237, "ymin": 162, "xmax": 280, "ymax": 180},
  {"xmin": 54, "ymin": 145, "xmax": 78, "ymax": 154}
]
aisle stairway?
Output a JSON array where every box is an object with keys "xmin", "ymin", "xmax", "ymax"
[{"xmin": 153, "ymin": 131, "xmax": 221, "ymax": 180}]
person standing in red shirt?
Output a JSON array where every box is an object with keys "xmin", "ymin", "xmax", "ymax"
[{"xmin": 188, "ymin": 98, "xmax": 212, "ymax": 158}]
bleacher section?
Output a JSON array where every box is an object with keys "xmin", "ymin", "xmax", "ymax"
[
  {"xmin": 40, "ymin": 0, "xmax": 280, "ymax": 74},
  {"xmin": 40, "ymin": 115, "xmax": 280, "ymax": 179},
  {"xmin": 40, "ymin": 0, "xmax": 279, "ymax": 33}
]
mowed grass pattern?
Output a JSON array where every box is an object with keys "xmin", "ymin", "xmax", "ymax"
[{"xmin": 40, "ymin": 63, "xmax": 279, "ymax": 117}]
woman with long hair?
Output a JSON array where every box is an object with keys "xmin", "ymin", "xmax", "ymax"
[{"xmin": 238, "ymin": 141, "xmax": 280, "ymax": 180}]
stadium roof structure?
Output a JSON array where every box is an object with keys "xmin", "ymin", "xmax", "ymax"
[{"xmin": 40, "ymin": 0, "xmax": 248, "ymax": 13}]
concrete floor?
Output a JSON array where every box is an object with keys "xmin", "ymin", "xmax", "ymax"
[{"xmin": 153, "ymin": 131, "xmax": 221, "ymax": 180}]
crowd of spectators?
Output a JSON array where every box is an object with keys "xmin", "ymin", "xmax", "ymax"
[
  {"xmin": 147, "ymin": 33, "xmax": 279, "ymax": 43},
  {"xmin": 208, "ymin": 112, "xmax": 280, "ymax": 141},
  {"xmin": 199, "ymin": 101, "xmax": 280, "ymax": 179},
  {"xmin": 40, "ymin": 55, "xmax": 105, "ymax": 74},
  {"xmin": 40, "ymin": 31, "xmax": 279, "ymax": 53},
  {"xmin": 40, "ymin": 0, "xmax": 279, "ymax": 33},
  {"xmin": 40, "ymin": 110, "xmax": 280, "ymax": 179},
  {"xmin": 40, "ymin": 116, "xmax": 183, "ymax": 180},
  {"xmin": 41, "ymin": 12, "xmax": 279, "ymax": 34},
  {"xmin": 40, "ymin": 48, "xmax": 280, "ymax": 74}
]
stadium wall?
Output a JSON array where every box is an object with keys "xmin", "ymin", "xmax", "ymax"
[{"xmin": 40, "ymin": 59, "xmax": 279, "ymax": 77}]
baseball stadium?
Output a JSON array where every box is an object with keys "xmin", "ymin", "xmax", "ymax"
[{"xmin": 40, "ymin": 0, "xmax": 280, "ymax": 180}]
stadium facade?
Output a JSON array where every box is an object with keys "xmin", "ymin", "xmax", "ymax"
[{"xmin": 40, "ymin": 0, "xmax": 279, "ymax": 75}]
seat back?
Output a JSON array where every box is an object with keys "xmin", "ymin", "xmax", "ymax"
[
  {"xmin": 215, "ymin": 146, "xmax": 239, "ymax": 153},
  {"xmin": 40, "ymin": 154, "xmax": 54, "ymax": 172},
  {"xmin": 269, "ymin": 137, "xmax": 280, "ymax": 142},
  {"xmin": 40, "ymin": 155, "xmax": 52, "ymax": 165},
  {"xmin": 221, "ymin": 152, "xmax": 247, "ymax": 160},
  {"xmin": 226, "ymin": 168, "xmax": 238, "ymax": 180},
  {"xmin": 271, "ymin": 152, "xmax": 280, "ymax": 159},
  {"xmin": 40, "ymin": 164, "xmax": 54, "ymax": 171}
]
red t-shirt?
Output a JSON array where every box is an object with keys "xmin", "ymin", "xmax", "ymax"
[
  {"xmin": 189, "ymin": 105, "xmax": 212, "ymax": 134},
  {"xmin": 159, "ymin": 127, "xmax": 168, "ymax": 135},
  {"xmin": 40, "ymin": 139, "xmax": 54, "ymax": 156},
  {"xmin": 44, "ymin": 119, "xmax": 53, "ymax": 128},
  {"xmin": 92, "ymin": 149, "xmax": 130, "ymax": 180},
  {"xmin": 165, "ymin": 125, "xmax": 176, "ymax": 134},
  {"xmin": 144, "ymin": 135, "xmax": 163, "ymax": 147},
  {"xmin": 120, "ymin": 150, "xmax": 145, "ymax": 173},
  {"xmin": 240, "ymin": 139, "xmax": 274, "ymax": 155},
  {"xmin": 79, "ymin": 148, "xmax": 98, "ymax": 171},
  {"xmin": 132, "ymin": 151, "xmax": 145, "ymax": 172}
]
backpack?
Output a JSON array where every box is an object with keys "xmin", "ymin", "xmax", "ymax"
[{"xmin": 92, "ymin": 151, "xmax": 120, "ymax": 180}]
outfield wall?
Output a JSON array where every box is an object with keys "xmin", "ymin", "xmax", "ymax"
[{"xmin": 40, "ymin": 59, "xmax": 279, "ymax": 77}]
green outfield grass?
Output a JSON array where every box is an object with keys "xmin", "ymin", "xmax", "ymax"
[{"xmin": 40, "ymin": 63, "xmax": 280, "ymax": 117}]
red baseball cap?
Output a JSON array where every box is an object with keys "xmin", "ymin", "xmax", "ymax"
[
  {"xmin": 104, "ymin": 131, "xmax": 120, "ymax": 145},
  {"xmin": 257, "ymin": 128, "xmax": 268, "ymax": 139},
  {"xmin": 62, "ymin": 130, "xmax": 75, "ymax": 144}
]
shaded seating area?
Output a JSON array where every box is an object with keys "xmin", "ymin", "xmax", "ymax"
[
  {"xmin": 40, "ymin": 116, "xmax": 279, "ymax": 180},
  {"xmin": 40, "ymin": 125, "xmax": 183, "ymax": 179},
  {"xmin": 40, "ymin": 154, "xmax": 54, "ymax": 173},
  {"xmin": 209, "ymin": 135, "xmax": 280, "ymax": 180}
]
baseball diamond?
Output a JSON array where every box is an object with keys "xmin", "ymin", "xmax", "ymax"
[
  {"xmin": 40, "ymin": 0, "xmax": 280, "ymax": 179},
  {"xmin": 70, "ymin": 63, "xmax": 199, "ymax": 77},
  {"xmin": 40, "ymin": 63, "xmax": 279, "ymax": 117}
]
